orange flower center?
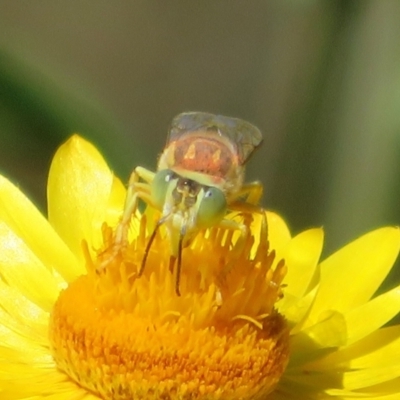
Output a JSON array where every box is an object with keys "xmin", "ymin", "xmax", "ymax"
[{"xmin": 49, "ymin": 213, "xmax": 290, "ymax": 399}]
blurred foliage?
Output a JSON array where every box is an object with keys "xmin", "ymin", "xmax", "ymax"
[
  {"xmin": 0, "ymin": 50, "xmax": 140, "ymax": 211},
  {"xmin": 0, "ymin": 1, "xmax": 399, "ymax": 321}
]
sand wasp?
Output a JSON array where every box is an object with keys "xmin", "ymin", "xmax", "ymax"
[{"xmin": 110, "ymin": 112, "xmax": 264, "ymax": 295}]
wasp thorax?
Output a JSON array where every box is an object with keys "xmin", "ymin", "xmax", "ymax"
[{"xmin": 172, "ymin": 134, "xmax": 235, "ymax": 178}]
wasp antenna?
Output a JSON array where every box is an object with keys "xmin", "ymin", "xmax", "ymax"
[
  {"xmin": 175, "ymin": 234, "xmax": 184, "ymax": 296},
  {"xmin": 168, "ymin": 255, "xmax": 176, "ymax": 274},
  {"xmin": 138, "ymin": 217, "xmax": 166, "ymax": 277}
]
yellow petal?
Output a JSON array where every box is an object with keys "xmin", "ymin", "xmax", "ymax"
[
  {"xmin": 338, "ymin": 392, "xmax": 400, "ymax": 400},
  {"xmin": 0, "ymin": 325, "xmax": 51, "ymax": 365},
  {"xmin": 280, "ymin": 369, "xmax": 400, "ymax": 397},
  {"xmin": 267, "ymin": 211, "xmax": 292, "ymax": 257},
  {"xmin": 307, "ymin": 325, "xmax": 400, "ymax": 371},
  {"xmin": 306, "ymin": 227, "xmax": 400, "ymax": 325},
  {"xmin": 348, "ymin": 325, "xmax": 400, "ymax": 370},
  {"xmin": 0, "ymin": 279, "xmax": 48, "ymax": 344},
  {"xmin": 105, "ymin": 175, "xmax": 126, "ymax": 229},
  {"xmin": 277, "ymin": 229, "xmax": 322, "ymax": 325},
  {"xmin": 279, "ymin": 287, "xmax": 317, "ymax": 327},
  {"xmin": 0, "ymin": 222, "xmax": 61, "ymax": 311},
  {"xmin": 283, "ymin": 228, "xmax": 323, "ymax": 298},
  {"xmin": 0, "ymin": 175, "xmax": 80, "ymax": 281},
  {"xmin": 289, "ymin": 310, "xmax": 347, "ymax": 368},
  {"xmin": 47, "ymin": 135, "xmax": 125, "ymax": 263},
  {"xmin": 342, "ymin": 365, "xmax": 400, "ymax": 391},
  {"xmin": 345, "ymin": 285, "xmax": 400, "ymax": 344},
  {"xmin": 0, "ymin": 367, "xmax": 90, "ymax": 399}
]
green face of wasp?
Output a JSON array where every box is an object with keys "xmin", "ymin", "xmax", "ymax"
[{"xmin": 150, "ymin": 169, "xmax": 227, "ymax": 232}]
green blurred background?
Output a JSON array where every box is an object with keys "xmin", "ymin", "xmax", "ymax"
[{"xmin": 1, "ymin": 1, "xmax": 399, "ymax": 297}]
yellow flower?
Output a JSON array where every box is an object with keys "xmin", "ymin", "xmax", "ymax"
[{"xmin": 0, "ymin": 135, "xmax": 400, "ymax": 399}]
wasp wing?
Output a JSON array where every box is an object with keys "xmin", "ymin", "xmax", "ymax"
[{"xmin": 168, "ymin": 112, "xmax": 263, "ymax": 165}]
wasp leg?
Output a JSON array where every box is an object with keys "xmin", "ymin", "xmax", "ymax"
[
  {"xmin": 175, "ymin": 235, "xmax": 184, "ymax": 296},
  {"xmin": 229, "ymin": 181, "xmax": 263, "ymax": 205},
  {"xmin": 228, "ymin": 180, "xmax": 267, "ymax": 237},
  {"xmin": 217, "ymin": 181, "xmax": 264, "ymax": 245},
  {"xmin": 114, "ymin": 166, "xmax": 155, "ymax": 245},
  {"xmin": 212, "ymin": 218, "xmax": 248, "ymax": 289},
  {"xmin": 217, "ymin": 181, "xmax": 269, "ymax": 282},
  {"xmin": 216, "ymin": 218, "xmax": 248, "ymax": 239},
  {"xmin": 97, "ymin": 166, "xmax": 155, "ymax": 272}
]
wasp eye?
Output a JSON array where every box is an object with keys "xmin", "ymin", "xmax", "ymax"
[
  {"xmin": 197, "ymin": 187, "xmax": 227, "ymax": 228},
  {"xmin": 151, "ymin": 169, "xmax": 175, "ymax": 209}
]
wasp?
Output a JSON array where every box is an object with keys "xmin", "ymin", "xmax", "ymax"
[{"xmin": 109, "ymin": 112, "xmax": 264, "ymax": 295}]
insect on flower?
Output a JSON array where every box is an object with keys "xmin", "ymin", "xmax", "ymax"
[{"xmin": 107, "ymin": 112, "xmax": 264, "ymax": 295}]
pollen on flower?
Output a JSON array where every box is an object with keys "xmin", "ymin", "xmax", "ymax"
[{"xmin": 49, "ymin": 212, "xmax": 290, "ymax": 399}]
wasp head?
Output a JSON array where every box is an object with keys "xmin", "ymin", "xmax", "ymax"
[{"xmin": 150, "ymin": 169, "xmax": 227, "ymax": 257}]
